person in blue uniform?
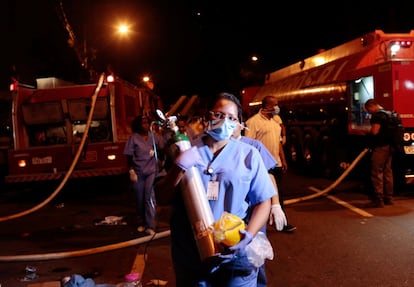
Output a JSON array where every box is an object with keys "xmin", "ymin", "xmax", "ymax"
[
  {"xmin": 233, "ymin": 121, "xmax": 286, "ymax": 287},
  {"xmin": 124, "ymin": 115, "xmax": 165, "ymax": 235},
  {"xmin": 155, "ymin": 92, "xmax": 275, "ymax": 287}
]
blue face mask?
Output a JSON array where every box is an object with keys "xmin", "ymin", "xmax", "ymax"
[{"xmin": 207, "ymin": 118, "xmax": 237, "ymax": 141}]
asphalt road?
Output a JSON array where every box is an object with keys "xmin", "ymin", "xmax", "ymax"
[{"xmin": 1, "ymin": 170, "xmax": 414, "ymax": 287}]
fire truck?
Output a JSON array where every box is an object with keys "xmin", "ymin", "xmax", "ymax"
[
  {"xmin": 0, "ymin": 91, "xmax": 12, "ymax": 181},
  {"xmin": 3, "ymin": 74, "xmax": 162, "ymax": 184},
  {"xmin": 244, "ymin": 30, "xmax": 414, "ymax": 188}
]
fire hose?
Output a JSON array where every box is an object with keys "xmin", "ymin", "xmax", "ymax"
[
  {"xmin": 0, "ymin": 231, "xmax": 170, "ymax": 262},
  {"xmin": 284, "ymin": 148, "xmax": 370, "ymax": 205}
]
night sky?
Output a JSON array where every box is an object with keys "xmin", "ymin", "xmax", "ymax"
[{"xmin": 1, "ymin": 0, "xmax": 413, "ymax": 106}]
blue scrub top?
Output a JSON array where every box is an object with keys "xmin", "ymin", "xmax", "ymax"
[
  {"xmin": 192, "ymin": 136, "xmax": 276, "ymax": 221},
  {"xmin": 240, "ymin": 136, "xmax": 277, "ymax": 171},
  {"xmin": 124, "ymin": 131, "xmax": 165, "ymax": 176}
]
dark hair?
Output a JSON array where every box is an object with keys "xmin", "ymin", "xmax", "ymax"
[
  {"xmin": 177, "ymin": 115, "xmax": 190, "ymax": 124},
  {"xmin": 262, "ymin": 95, "xmax": 276, "ymax": 108},
  {"xmin": 131, "ymin": 115, "xmax": 149, "ymax": 133},
  {"xmin": 364, "ymin": 98, "xmax": 378, "ymax": 109},
  {"xmin": 213, "ymin": 92, "xmax": 243, "ymax": 123}
]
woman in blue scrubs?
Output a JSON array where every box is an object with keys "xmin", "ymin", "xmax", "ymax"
[{"xmin": 155, "ymin": 92, "xmax": 275, "ymax": 287}]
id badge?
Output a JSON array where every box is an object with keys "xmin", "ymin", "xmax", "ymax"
[{"xmin": 207, "ymin": 180, "xmax": 219, "ymax": 200}]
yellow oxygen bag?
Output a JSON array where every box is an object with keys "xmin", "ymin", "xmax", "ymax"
[{"xmin": 212, "ymin": 212, "xmax": 246, "ymax": 247}]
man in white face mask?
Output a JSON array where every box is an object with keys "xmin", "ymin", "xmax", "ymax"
[{"xmin": 245, "ymin": 95, "xmax": 296, "ymax": 233}]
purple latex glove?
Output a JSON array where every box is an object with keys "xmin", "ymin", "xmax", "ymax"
[
  {"xmin": 175, "ymin": 146, "xmax": 206, "ymax": 170},
  {"xmin": 228, "ymin": 229, "xmax": 254, "ymax": 254}
]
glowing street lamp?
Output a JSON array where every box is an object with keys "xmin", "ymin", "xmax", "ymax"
[
  {"xmin": 141, "ymin": 75, "xmax": 154, "ymax": 90},
  {"xmin": 117, "ymin": 24, "xmax": 130, "ymax": 35}
]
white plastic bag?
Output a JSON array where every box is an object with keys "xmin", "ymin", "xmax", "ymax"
[{"xmin": 245, "ymin": 231, "xmax": 274, "ymax": 267}]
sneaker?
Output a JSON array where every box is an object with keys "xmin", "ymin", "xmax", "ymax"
[
  {"xmin": 281, "ymin": 224, "xmax": 297, "ymax": 233},
  {"xmin": 145, "ymin": 228, "xmax": 155, "ymax": 235},
  {"xmin": 384, "ymin": 198, "xmax": 394, "ymax": 205},
  {"xmin": 137, "ymin": 226, "xmax": 145, "ymax": 232}
]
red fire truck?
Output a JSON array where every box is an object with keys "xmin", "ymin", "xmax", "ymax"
[
  {"xmin": 244, "ymin": 30, "xmax": 414, "ymax": 188},
  {"xmin": 4, "ymin": 74, "xmax": 162, "ymax": 183}
]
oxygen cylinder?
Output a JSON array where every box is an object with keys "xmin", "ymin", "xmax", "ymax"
[{"xmin": 172, "ymin": 128, "xmax": 216, "ymax": 261}]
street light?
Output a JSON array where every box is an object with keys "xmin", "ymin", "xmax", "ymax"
[
  {"xmin": 116, "ymin": 23, "xmax": 133, "ymax": 38},
  {"xmin": 82, "ymin": 22, "xmax": 133, "ymax": 79},
  {"xmin": 118, "ymin": 24, "xmax": 129, "ymax": 34},
  {"xmin": 141, "ymin": 75, "xmax": 154, "ymax": 90},
  {"xmin": 240, "ymin": 54, "xmax": 264, "ymax": 86}
]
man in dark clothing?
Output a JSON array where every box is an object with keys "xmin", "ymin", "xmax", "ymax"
[{"xmin": 364, "ymin": 99, "xmax": 394, "ymax": 207}]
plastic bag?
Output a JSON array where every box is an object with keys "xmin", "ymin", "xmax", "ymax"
[{"xmin": 245, "ymin": 231, "xmax": 274, "ymax": 267}]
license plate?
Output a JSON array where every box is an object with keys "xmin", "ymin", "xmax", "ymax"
[
  {"xmin": 404, "ymin": 146, "xmax": 414, "ymax": 154},
  {"xmin": 32, "ymin": 156, "xmax": 53, "ymax": 165}
]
